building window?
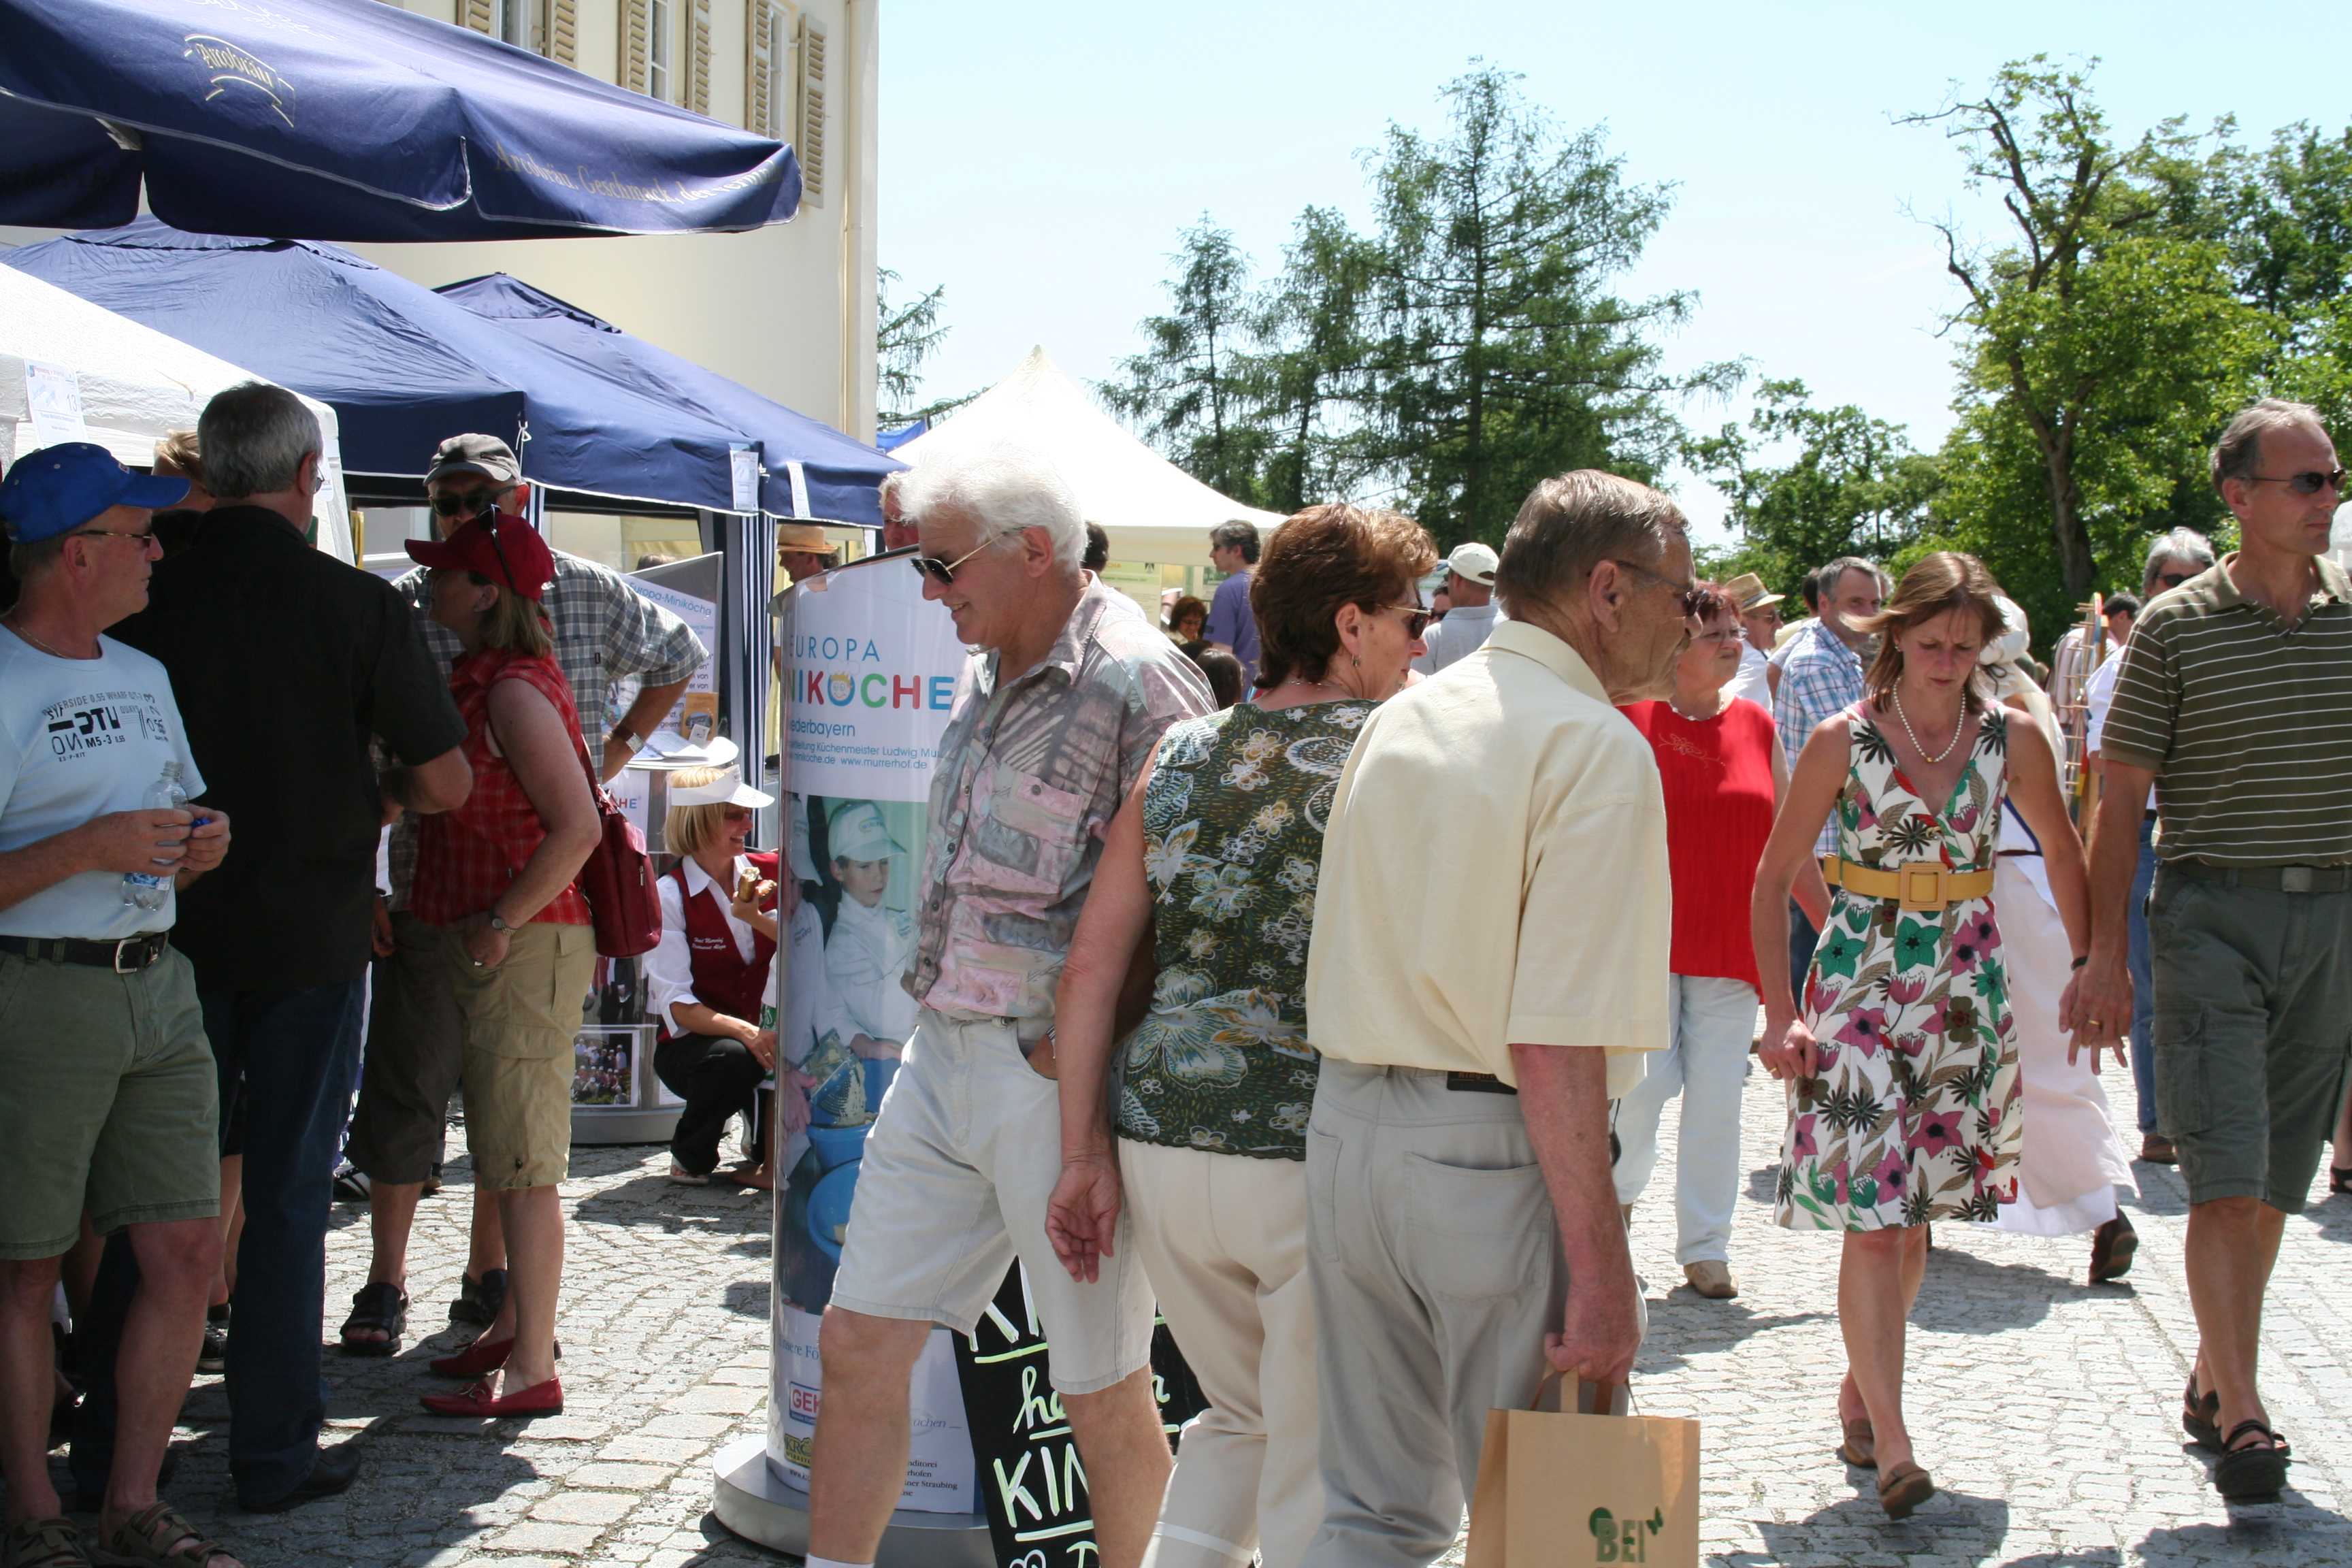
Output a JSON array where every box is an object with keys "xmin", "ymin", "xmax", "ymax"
[
  {"xmin": 765, "ymin": 3, "xmax": 792, "ymax": 138},
  {"xmin": 489, "ymin": 0, "xmax": 544, "ymax": 52},
  {"xmin": 648, "ymin": 0, "xmax": 672, "ymax": 101}
]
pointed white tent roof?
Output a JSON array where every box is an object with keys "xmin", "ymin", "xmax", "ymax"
[
  {"xmin": 894, "ymin": 346, "xmax": 1282, "ymax": 570},
  {"xmin": 0, "ymin": 263, "xmax": 355, "ymax": 561}
]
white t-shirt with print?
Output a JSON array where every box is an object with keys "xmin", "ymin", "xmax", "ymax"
[{"xmin": 0, "ymin": 629, "xmax": 206, "ymax": 940}]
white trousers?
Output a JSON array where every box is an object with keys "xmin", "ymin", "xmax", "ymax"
[
  {"xmin": 1610, "ymin": 974, "xmax": 1761, "ymax": 1265},
  {"xmin": 1121, "ymin": 1139, "xmax": 1320, "ymax": 1568}
]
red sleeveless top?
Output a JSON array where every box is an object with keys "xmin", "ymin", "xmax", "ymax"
[
  {"xmin": 413, "ymin": 649, "xmax": 592, "ymax": 928},
  {"xmin": 1619, "ymin": 696, "xmax": 1777, "ymax": 988},
  {"xmin": 661, "ymin": 851, "xmax": 781, "ymax": 1039}
]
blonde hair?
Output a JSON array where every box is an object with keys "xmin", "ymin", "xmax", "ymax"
[
  {"xmin": 472, "ymin": 576, "xmax": 554, "ymax": 657},
  {"xmin": 664, "ymin": 766, "xmax": 733, "ymax": 859},
  {"xmin": 152, "ymin": 429, "xmax": 202, "ymax": 481}
]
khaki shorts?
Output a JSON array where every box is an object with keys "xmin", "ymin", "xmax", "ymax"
[
  {"xmin": 443, "ymin": 921, "xmax": 596, "ymax": 1192},
  {"xmin": 830, "ymin": 1007, "xmax": 1156, "ymax": 1396},
  {"xmin": 0, "ymin": 947, "xmax": 221, "ymax": 1259},
  {"xmin": 344, "ymin": 910, "xmax": 466, "ymax": 1184}
]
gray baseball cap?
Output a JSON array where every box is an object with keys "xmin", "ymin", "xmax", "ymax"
[{"xmin": 425, "ymin": 433, "xmax": 521, "ymax": 487}]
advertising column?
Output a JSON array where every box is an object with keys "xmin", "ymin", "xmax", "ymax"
[{"xmin": 765, "ymin": 559, "xmax": 975, "ymax": 1512}]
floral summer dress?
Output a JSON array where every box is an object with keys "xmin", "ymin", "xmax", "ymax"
[
  {"xmin": 1117, "ymin": 700, "xmax": 1372, "ymax": 1160},
  {"xmin": 1775, "ymin": 703, "xmax": 2023, "ymax": 1230}
]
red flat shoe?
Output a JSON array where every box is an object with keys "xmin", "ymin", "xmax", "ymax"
[
  {"xmin": 420, "ymin": 1375, "xmax": 564, "ymax": 1418},
  {"xmin": 429, "ymin": 1335, "xmax": 561, "ymax": 1379}
]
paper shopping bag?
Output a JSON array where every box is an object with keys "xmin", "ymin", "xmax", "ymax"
[{"xmin": 1465, "ymin": 1379, "xmax": 1699, "ymax": 1568}]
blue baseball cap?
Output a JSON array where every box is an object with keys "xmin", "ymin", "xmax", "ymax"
[{"xmin": 0, "ymin": 442, "xmax": 191, "ymax": 545}]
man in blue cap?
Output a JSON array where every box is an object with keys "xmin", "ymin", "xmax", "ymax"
[{"xmin": 0, "ymin": 443, "xmax": 240, "ymax": 1568}]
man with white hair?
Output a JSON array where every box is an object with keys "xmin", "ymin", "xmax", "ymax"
[{"xmin": 804, "ymin": 446, "xmax": 1213, "ymax": 1568}]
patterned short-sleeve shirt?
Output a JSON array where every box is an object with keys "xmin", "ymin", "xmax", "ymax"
[{"xmin": 904, "ymin": 578, "xmax": 1215, "ymax": 1022}]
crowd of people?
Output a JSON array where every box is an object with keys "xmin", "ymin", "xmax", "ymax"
[{"xmin": 3, "ymin": 385, "xmax": 2350, "ymax": 1568}]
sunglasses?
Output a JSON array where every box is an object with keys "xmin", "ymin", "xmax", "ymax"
[
  {"xmin": 429, "ymin": 489, "xmax": 504, "ymax": 519},
  {"xmin": 1612, "ymin": 557, "xmax": 1709, "ymax": 619},
  {"xmin": 720, "ymin": 805, "xmax": 756, "ymax": 823},
  {"xmin": 1389, "ymin": 603, "xmax": 1433, "ymax": 640},
  {"xmin": 2155, "ymin": 572, "xmax": 2191, "ymax": 590},
  {"xmin": 909, "ymin": 539, "xmax": 996, "ymax": 587},
  {"xmin": 2245, "ymin": 467, "xmax": 2347, "ymax": 496},
  {"xmin": 73, "ymin": 525, "xmax": 161, "ymax": 549}
]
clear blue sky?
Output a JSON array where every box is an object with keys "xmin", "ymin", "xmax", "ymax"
[{"xmin": 878, "ymin": 1, "xmax": 2346, "ymax": 542}]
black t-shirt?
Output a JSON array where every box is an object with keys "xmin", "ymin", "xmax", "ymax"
[{"xmin": 112, "ymin": 506, "xmax": 466, "ymax": 992}]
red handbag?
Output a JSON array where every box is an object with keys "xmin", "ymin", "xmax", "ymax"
[{"xmin": 568, "ymin": 731, "xmax": 662, "ymax": 958}]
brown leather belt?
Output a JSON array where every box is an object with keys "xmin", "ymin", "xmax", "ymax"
[{"xmin": 1821, "ymin": 856, "xmax": 1994, "ymax": 911}]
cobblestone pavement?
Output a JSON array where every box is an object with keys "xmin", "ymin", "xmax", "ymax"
[{"xmin": 39, "ymin": 1064, "xmax": 2352, "ymax": 1568}]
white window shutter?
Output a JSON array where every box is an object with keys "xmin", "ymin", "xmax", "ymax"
[
  {"xmin": 549, "ymin": 0, "xmax": 577, "ymax": 63},
  {"xmin": 687, "ymin": 0, "xmax": 712, "ymax": 115},
  {"xmin": 744, "ymin": 1, "xmax": 771, "ymax": 134},
  {"xmin": 461, "ymin": 0, "xmax": 493, "ymax": 32},
  {"xmin": 620, "ymin": 0, "xmax": 649, "ymax": 93},
  {"xmin": 796, "ymin": 10, "xmax": 825, "ymax": 205}
]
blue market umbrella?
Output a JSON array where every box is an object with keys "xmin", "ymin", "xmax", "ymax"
[
  {"xmin": 0, "ymin": 0, "xmax": 800, "ymax": 240},
  {"xmin": 5, "ymin": 219, "xmax": 759, "ymax": 510},
  {"xmin": 438, "ymin": 273, "xmax": 900, "ymax": 525}
]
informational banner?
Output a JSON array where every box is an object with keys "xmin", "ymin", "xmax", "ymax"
[
  {"xmin": 767, "ymin": 559, "xmax": 973, "ymax": 1514},
  {"xmin": 612, "ymin": 576, "xmax": 719, "ymax": 741},
  {"xmin": 23, "ymin": 360, "xmax": 87, "ymax": 451},
  {"xmin": 954, "ymin": 1265, "xmax": 1208, "ymax": 1568}
]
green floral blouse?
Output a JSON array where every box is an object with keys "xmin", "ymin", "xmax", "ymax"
[{"xmin": 1117, "ymin": 700, "xmax": 1371, "ymax": 1160}]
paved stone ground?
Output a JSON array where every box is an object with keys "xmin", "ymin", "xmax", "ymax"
[{"xmin": 32, "ymin": 1066, "xmax": 2352, "ymax": 1567}]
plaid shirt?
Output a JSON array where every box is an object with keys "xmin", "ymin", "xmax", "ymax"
[
  {"xmin": 905, "ymin": 578, "xmax": 1215, "ymax": 1022},
  {"xmin": 1772, "ymin": 619, "xmax": 1867, "ymax": 855},
  {"xmin": 386, "ymin": 550, "xmax": 704, "ymax": 908},
  {"xmin": 412, "ymin": 651, "xmax": 593, "ymax": 927}
]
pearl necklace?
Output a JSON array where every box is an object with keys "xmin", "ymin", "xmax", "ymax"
[{"xmin": 1890, "ymin": 685, "xmax": 1969, "ymax": 764}]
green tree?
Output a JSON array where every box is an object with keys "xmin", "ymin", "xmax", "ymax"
[
  {"xmin": 1688, "ymin": 379, "xmax": 1942, "ymax": 591},
  {"xmin": 1103, "ymin": 217, "xmax": 1271, "ymax": 504},
  {"xmin": 1252, "ymin": 206, "xmax": 1383, "ymax": 513},
  {"xmin": 1909, "ymin": 59, "xmax": 2268, "ymax": 608},
  {"xmin": 875, "ymin": 267, "xmax": 968, "ymax": 427},
  {"xmin": 1365, "ymin": 65, "xmax": 1738, "ymax": 546}
]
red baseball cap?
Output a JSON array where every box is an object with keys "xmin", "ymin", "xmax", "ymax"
[{"xmin": 405, "ymin": 512, "xmax": 553, "ymax": 601}]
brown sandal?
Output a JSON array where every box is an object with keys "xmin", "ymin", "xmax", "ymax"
[
  {"xmin": 1877, "ymin": 1461, "xmax": 1935, "ymax": 1519},
  {"xmin": 1838, "ymin": 1415, "xmax": 1876, "ymax": 1469},
  {"xmin": 90, "ymin": 1502, "xmax": 235, "ymax": 1568},
  {"xmin": 5, "ymin": 1517, "xmax": 91, "ymax": 1568}
]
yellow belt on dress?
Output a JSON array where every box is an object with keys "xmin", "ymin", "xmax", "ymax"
[{"xmin": 1820, "ymin": 855, "xmax": 1995, "ymax": 912}]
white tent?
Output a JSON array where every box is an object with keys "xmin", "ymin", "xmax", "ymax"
[
  {"xmin": 894, "ymin": 346, "xmax": 1282, "ymax": 572},
  {"xmin": 0, "ymin": 263, "xmax": 355, "ymax": 562}
]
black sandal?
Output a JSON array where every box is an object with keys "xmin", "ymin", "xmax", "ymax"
[
  {"xmin": 2182, "ymin": 1377, "xmax": 2221, "ymax": 1451},
  {"xmin": 2214, "ymin": 1420, "xmax": 2291, "ymax": 1502},
  {"xmin": 449, "ymin": 1267, "xmax": 506, "ymax": 1328},
  {"xmin": 337, "ymin": 1281, "xmax": 408, "ymax": 1356}
]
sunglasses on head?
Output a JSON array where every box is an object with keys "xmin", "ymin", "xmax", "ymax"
[
  {"xmin": 909, "ymin": 539, "xmax": 995, "ymax": 587},
  {"xmin": 2244, "ymin": 467, "xmax": 2347, "ymax": 497},
  {"xmin": 1612, "ymin": 557, "xmax": 1710, "ymax": 619}
]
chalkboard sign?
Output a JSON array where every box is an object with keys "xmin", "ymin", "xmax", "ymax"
[{"xmin": 953, "ymin": 1262, "xmax": 1207, "ymax": 1567}]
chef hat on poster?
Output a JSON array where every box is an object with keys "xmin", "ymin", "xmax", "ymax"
[{"xmin": 828, "ymin": 800, "xmax": 905, "ymax": 863}]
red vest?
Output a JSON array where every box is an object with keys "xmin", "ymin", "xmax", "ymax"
[{"xmin": 662, "ymin": 852, "xmax": 780, "ymax": 1040}]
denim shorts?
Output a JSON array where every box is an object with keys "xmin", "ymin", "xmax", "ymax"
[{"xmin": 2148, "ymin": 870, "xmax": 2352, "ymax": 1212}]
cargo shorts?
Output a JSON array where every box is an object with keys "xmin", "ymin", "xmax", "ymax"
[
  {"xmin": 2148, "ymin": 870, "xmax": 2352, "ymax": 1213},
  {"xmin": 0, "ymin": 946, "xmax": 220, "ymax": 1259},
  {"xmin": 444, "ymin": 921, "xmax": 598, "ymax": 1192}
]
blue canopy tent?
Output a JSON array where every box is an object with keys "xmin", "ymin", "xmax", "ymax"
[
  {"xmin": 5, "ymin": 220, "xmax": 757, "ymax": 511},
  {"xmin": 437, "ymin": 274, "xmax": 898, "ymax": 526},
  {"xmin": 0, "ymin": 0, "xmax": 799, "ymax": 240}
]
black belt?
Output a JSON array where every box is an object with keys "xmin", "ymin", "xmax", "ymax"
[
  {"xmin": 0, "ymin": 932, "xmax": 172, "ymax": 972},
  {"xmin": 1446, "ymin": 1071, "xmax": 1517, "ymax": 1096},
  {"xmin": 2166, "ymin": 861, "xmax": 2352, "ymax": 894}
]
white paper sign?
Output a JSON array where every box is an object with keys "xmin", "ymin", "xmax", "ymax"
[
  {"xmin": 730, "ymin": 444, "xmax": 762, "ymax": 514},
  {"xmin": 24, "ymin": 361, "xmax": 88, "ymax": 451}
]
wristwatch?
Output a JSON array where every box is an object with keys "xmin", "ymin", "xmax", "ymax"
[
  {"xmin": 610, "ymin": 722, "xmax": 644, "ymax": 753},
  {"xmin": 488, "ymin": 913, "xmax": 515, "ymax": 935}
]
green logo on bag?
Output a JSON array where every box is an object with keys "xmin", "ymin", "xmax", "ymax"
[{"xmin": 1587, "ymin": 1505, "xmax": 1666, "ymax": 1563}]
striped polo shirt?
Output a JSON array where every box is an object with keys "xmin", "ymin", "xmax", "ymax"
[{"xmin": 2102, "ymin": 552, "xmax": 2352, "ymax": 866}]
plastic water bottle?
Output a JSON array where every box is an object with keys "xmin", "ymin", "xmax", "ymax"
[{"xmin": 122, "ymin": 761, "xmax": 187, "ymax": 913}]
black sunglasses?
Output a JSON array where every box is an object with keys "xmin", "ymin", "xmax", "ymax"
[
  {"xmin": 1388, "ymin": 603, "xmax": 1433, "ymax": 640},
  {"xmin": 2155, "ymin": 571, "xmax": 2192, "ymax": 590},
  {"xmin": 430, "ymin": 489, "xmax": 505, "ymax": 519},
  {"xmin": 1612, "ymin": 557, "xmax": 1709, "ymax": 619},
  {"xmin": 908, "ymin": 540, "xmax": 994, "ymax": 587},
  {"xmin": 2244, "ymin": 467, "xmax": 2347, "ymax": 496}
]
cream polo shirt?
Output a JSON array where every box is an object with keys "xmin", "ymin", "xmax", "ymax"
[{"xmin": 1305, "ymin": 620, "xmax": 1669, "ymax": 1096}]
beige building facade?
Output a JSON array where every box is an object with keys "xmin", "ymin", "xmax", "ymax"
[{"xmin": 363, "ymin": 0, "xmax": 879, "ymax": 446}]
